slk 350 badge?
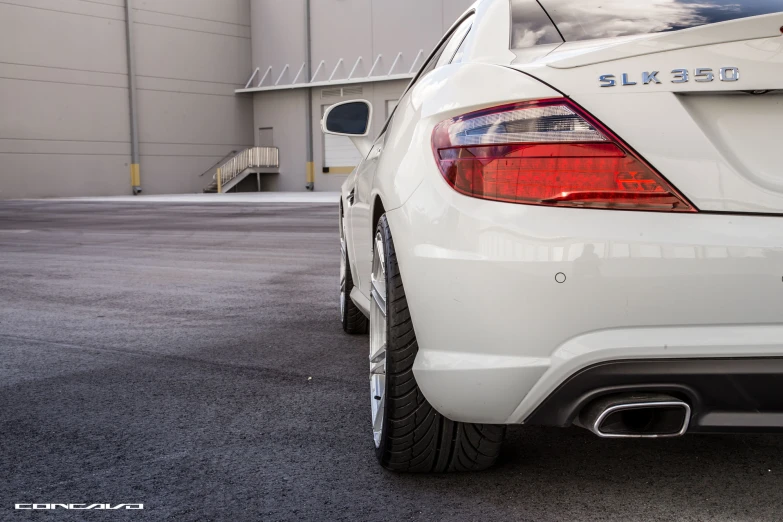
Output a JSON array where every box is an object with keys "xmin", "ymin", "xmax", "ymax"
[{"xmin": 600, "ymin": 67, "xmax": 740, "ymax": 87}]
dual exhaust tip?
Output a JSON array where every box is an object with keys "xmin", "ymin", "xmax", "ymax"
[{"xmin": 578, "ymin": 393, "xmax": 691, "ymax": 438}]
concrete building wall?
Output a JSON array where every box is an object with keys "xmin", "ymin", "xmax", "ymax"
[
  {"xmin": 0, "ymin": 0, "xmax": 253, "ymax": 198},
  {"xmin": 250, "ymin": 0, "xmax": 307, "ymax": 86},
  {"xmin": 249, "ymin": 0, "xmax": 475, "ymax": 83},
  {"xmin": 248, "ymin": 0, "xmax": 474, "ymax": 192},
  {"xmin": 0, "ymin": 0, "xmax": 130, "ymax": 198},
  {"xmin": 310, "ymin": 0, "xmax": 472, "ymax": 78},
  {"xmin": 0, "ymin": 0, "xmax": 474, "ymax": 197},
  {"xmin": 252, "ymin": 89, "xmax": 309, "ymax": 192}
]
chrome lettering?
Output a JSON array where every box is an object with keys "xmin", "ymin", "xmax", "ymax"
[
  {"xmin": 720, "ymin": 67, "xmax": 740, "ymax": 81},
  {"xmin": 672, "ymin": 69, "xmax": 689, "ymax": 83},
  {"xmin": 695, "ymin": 68, "xmax": 714, "ymax": 82},
  {"xmin": 599, "ymin": 74, "xmax": 616, "ymax": 87},
  {"xmin": 642, "ymin": 71, "xmax": 661, "ymax": 84}
]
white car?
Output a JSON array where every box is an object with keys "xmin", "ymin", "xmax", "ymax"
[{"xmin": 324, "ymin": 0, "xmax": 783, "ymax": 472}]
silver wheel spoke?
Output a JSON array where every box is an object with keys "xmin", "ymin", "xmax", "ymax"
[
  {"xmin": 339, "ymin": 233, "xmax": 346, "ymax": 321},
  {"xmin": 370, "ymin": 360, "xmax": 385, "ymax": 375},
  {"xmin": 369, "ymin": 229, "xmax": 388, "ymax": 448},
  {"xmin": 370, "ymin": 343, "xmax": 386, "ymax": 365},
  {"xmin": 371, "ymin": 280, "xmax": 386, "ymax": 317},
  {"xmin": 375, "ymin": 235, "xmax": 386, "ymax": 277}
]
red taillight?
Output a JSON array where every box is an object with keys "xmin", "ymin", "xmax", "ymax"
[{"xmin": 432, "ymin": 98, "xmax": 696, "ymax": 212}]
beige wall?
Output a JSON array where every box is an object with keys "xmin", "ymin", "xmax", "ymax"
[
  {"xmin": 252, "ymin": 90, "xmax": 309, "ymax": 192},
  {"xmin": 250, "ymin": 0, "xmax": 307, "ymax": 85},
  {"xmin": 249, "ymin": 0, "xmax": 475, "ymax": 85},
  {"xmin": 248, "ymin": 0, "xmax": 474, "ymax": 193},
  {"xmin": 0, "ymin": 0, "xmax": 475, "ymax": 197},
  {"xmin": 0, "ymin": 0, "xmax": 253, "ymax": 198},
  {"xmin": 310, "ymin": 0, "xmax": 472, "ymax": 79}
]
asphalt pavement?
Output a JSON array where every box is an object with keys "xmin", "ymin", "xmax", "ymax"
[{"xmin": 1, "ymin": 199, "xmax": 782, "ymax": 521}]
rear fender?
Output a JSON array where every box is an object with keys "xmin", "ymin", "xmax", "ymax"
[{"xmin": 372, "ymin": 62, "xmax": 561, "ymax": 213}]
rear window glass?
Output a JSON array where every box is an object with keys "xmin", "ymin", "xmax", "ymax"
[
  {"xmin": 536, "ymin": 0, "xmax": 783, "ymax": 42},
  {"xmin": 510, "ymin": 0, "xmax": 563, "ymax": 49}
]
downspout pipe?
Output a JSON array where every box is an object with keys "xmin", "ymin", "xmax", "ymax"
[
  {"xmin": 125, "ymin": 0, "xmax": 142, "ymax": 195},
  {"xmin": 304, "ymin": 0, "xmax": 315, "ymax": 191}
]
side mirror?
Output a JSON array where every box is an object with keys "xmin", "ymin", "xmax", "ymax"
[
  {"xmin": 322, "ymin": 100, "xmax": 374, "ymax": 157},
  {"xmin": 322, "ymin": 100, "xmax": 372, "ymax": 136}
]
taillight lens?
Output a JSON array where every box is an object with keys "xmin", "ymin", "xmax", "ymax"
[{"xmin": 432, "ymin": 98, "xmax": 695, "ymax": 212}]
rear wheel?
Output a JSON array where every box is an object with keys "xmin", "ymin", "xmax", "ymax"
[
  {"xmin": 370, "ymin": 214, "xmax": 505, "ymax": 472},
  {"xmin": 340, "ymin": 208, "xmax": 367, "ymax": 334}
]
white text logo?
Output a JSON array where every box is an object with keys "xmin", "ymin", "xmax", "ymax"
[{"xmin": 15, "ymin": 503, "xmax": 144, "ymax": 510}]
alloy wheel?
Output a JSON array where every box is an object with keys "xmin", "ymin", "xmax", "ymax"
[
  {"xmin": 339, "ymin": 214, "xmax": 347, "ymax": 322},
  {"xmin": 369, "ymin": 231, "xmax": 387, "ymax": 448}
]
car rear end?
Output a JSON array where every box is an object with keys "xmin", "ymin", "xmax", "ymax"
[{"xmin": 387, "ymin": 0, "xmax": 783, "ymax": 437}]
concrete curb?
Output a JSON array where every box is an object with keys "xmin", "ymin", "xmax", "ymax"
[{"xmin": 14, "ymin": 193, "xmax": 341, "ymax": 204}]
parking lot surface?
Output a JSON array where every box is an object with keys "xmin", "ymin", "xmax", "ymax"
[{"xmin": 1, "ymin": 200, "xmax": 782, "ymax": 521}]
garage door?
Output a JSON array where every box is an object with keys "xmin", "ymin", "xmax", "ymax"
[{"xmin": 324, "ymin": 133, "xmax": 364, "ymax": 171}]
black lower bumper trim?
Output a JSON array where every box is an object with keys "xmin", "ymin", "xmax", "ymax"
[{"xmin": 525, "ymin": 358, "xmax": 783, "ymax": 433}]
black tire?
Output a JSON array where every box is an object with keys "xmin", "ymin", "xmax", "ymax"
[
  {"xmin": 374, "ymin": 214, "xmax": 505, "ymax": 472},
  {"xmin": 340, "ymin": 208, "xmax": 368, "ymax": 335}
]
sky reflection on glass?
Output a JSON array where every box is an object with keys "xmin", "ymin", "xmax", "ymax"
[{"xmin": 536, "ymin": 0, "xmax": 783, "ymax": 42}]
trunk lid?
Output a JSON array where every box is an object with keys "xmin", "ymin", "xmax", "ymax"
[{"xmin": 514, "ymin": 13, "xmax": 783, "ymax": 214}]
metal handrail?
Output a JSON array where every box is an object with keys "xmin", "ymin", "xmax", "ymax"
[
  {"xmin": 214, "ymin": 147, "xmax": 279, "ymax": 193},
  {"xmin": 199, "ymin": 150, "xmax": 239, "ymax": 177}
]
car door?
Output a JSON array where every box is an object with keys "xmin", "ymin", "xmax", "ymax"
[{"xmin": 349, "ymin": 131, "xmax": 386, "ymax": 295}]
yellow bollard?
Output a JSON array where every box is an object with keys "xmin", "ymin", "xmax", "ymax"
[{"xmin": 216, "ymin": 167, "xmax": 222, "ymax": 194}]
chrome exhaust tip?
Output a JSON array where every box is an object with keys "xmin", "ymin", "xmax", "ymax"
[{"xmin": 578, "ymin": 393, "xmax": 691, "ymax": 438}]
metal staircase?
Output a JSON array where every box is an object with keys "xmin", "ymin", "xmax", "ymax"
[{"xmin": 203, "ymin": 147, "xmax": 280, "ymax": 193}]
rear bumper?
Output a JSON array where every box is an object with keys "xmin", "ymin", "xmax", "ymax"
[
  {"xmin": 527, "ymin": 357, "xmax": 783, "ymax": 433},
  {"xmin": 385, "ymin": 173, "xmax": 783, "ymax": 425}
]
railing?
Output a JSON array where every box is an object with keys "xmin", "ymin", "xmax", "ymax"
[
  {"xmin": 199, "ymin": 150, "xmax": 239, "ymax": 178},
  {"xmin": 215, "ymin": 146, "xmax": 279, "ymax": 192},
  {"xmin": 240, "ymin": 50, "xmax": 425, "ymax": 92}
]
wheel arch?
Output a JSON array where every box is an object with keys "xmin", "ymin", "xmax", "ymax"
[{"xmin": 371, "ymin": 195, "xmax": 386, "ymax": 232}]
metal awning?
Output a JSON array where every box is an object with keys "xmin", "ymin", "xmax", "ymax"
[{"xmin": 236, "ymin": 51, "xmax": 422, "ymax": 94}]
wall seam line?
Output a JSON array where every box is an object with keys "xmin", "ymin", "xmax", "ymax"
[
  {"xmin": 133, "ymin": 7, "xmax": 250, "ymax": 28},
  {"xmin": 134, "ymin": 21, "xmax": 251, "ymax": 39},
  {"xmin": 0, "ymin": 61, "xmax": 127, "ymax": 76},
  {"xmin": 0, "ymin": 1, "xmax": 124, "ymax": 22}
]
